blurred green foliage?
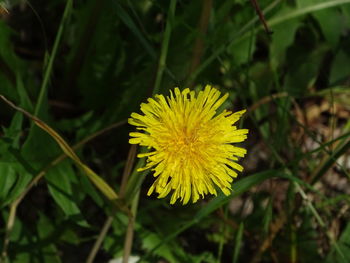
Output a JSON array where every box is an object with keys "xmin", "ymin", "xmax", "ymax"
[{"xmin": 0, "ymin": 0, "xmax": 350, "ymax": 262}]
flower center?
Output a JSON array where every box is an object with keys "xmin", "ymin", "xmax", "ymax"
[{"xmin": 165, "ymin": 126, "xmax": 205, "ymax": 159}]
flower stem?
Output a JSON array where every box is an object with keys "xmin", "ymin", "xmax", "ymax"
[{"xmin": 153, "ymin": 0, "xmax": 177, "ymax": 95}]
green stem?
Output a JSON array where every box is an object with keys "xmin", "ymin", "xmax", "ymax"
[
  {"xmin": 187, "ymin": 0, "xmax": 350, "ymax": 85},
  {"xmin": 185, "ymin": 0, "xmax": 281, "ymax": 86},
  {"xmin": 153, "ymin": 0, "xmax": 177, "ymax": 95},
  {"xmin": 294, "ymin": 182, "xmax": 346, "ymax": 260},
  {"xmin": 34, "ymin": 0, "xmax": 73, "ymax": 117},
  {"xmin": 269, "ymin": 0, "xmax": 350, "ymax": 26}
]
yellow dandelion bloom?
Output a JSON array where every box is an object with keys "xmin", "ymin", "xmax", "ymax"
[{"xmin": 128, "ymin": 85, "xmax": 248, "ymax": 205}]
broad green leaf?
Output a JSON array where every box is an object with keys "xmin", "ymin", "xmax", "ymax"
[
  {"xmin": 326, "ymin": 223, "xmax": 350, "ymax": 263},
  {"xmin": 228, "ymin": 33, "xmax": 256, "ymax": 67},
  {"xmin": 36, "ymin": 213, "xmax": 62, "ymax": 263},
  {"xmin": 140, "ymin": 230, "xmax": 177, "ymax": 263},
  {"xmin": 45, "ymin": 160, "xmax": 88, "ymax": 227},
  {"xmin": 330, "ymin": 50, "xmax": 350, "ymax": 85},
  {"xmin": 2, "ymin": 111, "xmax": 23, "ymax": 148},
  {"xmin": 284, "ymin": 45, "xmax": 328, "ymax": 96},
  {"xmin": 2, "ymin": 210, "xmax": 33, "ymax": 262},
  {"xmin": 312, "ymin": 8, "xmax": 342, "ymax": 48},
  {"xmin": 270, "ymin": 16, "xmax": 300, "ymax": 69},
  {"xmin": 4, "ymin": 164, "xmax": 32, "ymax": 206},
  {"xmin": 0, "ymin": 162, "xmax": 17, "ymax": 207},
  {"xmin": 0, "ymin": 112, "xmax": 33, "ymax": 207},
  {"xmin": 270, "ymin": 0, "xmax": 350, "ymax": 27},
  {"xmin": 78, "ymin": 173, "xmax": 104, "ymax": 208},
  {"xmin": 16, "ymin": 73, "xmax": 33, "ymax": 111},
  {"xmin": 0, "ymin": 162, "xmax": 17, "ymax": 205}
]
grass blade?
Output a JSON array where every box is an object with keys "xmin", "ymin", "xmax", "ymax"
[
  {"xmin": 0, "ymin": 95, "xmax": 130, "ymax": 215},
  {"xmin": 232, "ymin": 222, "xmax": 244, "ymax": 263}
]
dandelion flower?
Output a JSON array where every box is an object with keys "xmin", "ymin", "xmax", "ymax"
[{"xmin": 128, "ymin": 85, "xmax": 248, "ymax": 204}]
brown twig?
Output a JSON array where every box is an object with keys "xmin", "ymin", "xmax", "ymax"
[
  {"xmin": 248, "ymin": 92, "xmax": 288, "ymax": 112},
  {"xmin": 250, "ymin": 0, "xmax": 273, "ymax": 34},
  {"xmin": 122, "ymin": 191, "xmax": 139, "ymax": 263},
  {"xmin": 120, "ymin": 145, "xmax": 137, "ymax": 197},
  {"xmin": 250, "ymin": 211, "xmax": 287, "ymax": 263},
  {"xmin": 216, "ymin": 209, "xmax": 252, "ymax": 238},
  {"xmin": 86, "ymin": 145, "xmax": 138, "ymax": 263},
  {"xmin": 85, "ymin": 216, "xmax": 114, "ymax": 263}
]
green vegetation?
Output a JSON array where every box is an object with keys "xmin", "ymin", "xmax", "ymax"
[{"xmin": 0, "ymin": 0, "xmax": 349, "ymax": 262}]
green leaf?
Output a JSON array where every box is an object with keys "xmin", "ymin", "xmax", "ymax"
[
  {"xmin": 326, "ymin": 223, "xmax": 350, "ymax": 263},
  {"xmin": 78, "ymin": 173, "xmax": 104, "ymax": 208},
  {"xmin": 114, "ymin": 2, "xmax": 156, "ymax": 59},
  {"xmin": 0, "ymin": 162, "xmax": 17, "ymax": 205},
  {"xmin": 36, "ymin": 213, "xmax": 62, "ymax": 263},
  {"xmin": 45, "ymin": 160, "xmax": 88, "ymax": 227},
  {"xmin": 140, "ymin": 230, "xmax": 178, "ymax": 263},
  {"xmin": 1, "ymin": 110, "xmax": 23, "ymax": 145},
  {"xmin": 228, "ymin": 33, "xmax": 256, "ymax": 67},
  {"xmin": 0, "ymin": 112, "xmax": 33, "ymax": 207},
  {"xmin": 3, "ymin": 165, "xmax": 32, "ymax": 207},
  {"xmin": 270, "ymin": 16, "xmax": 300, "ymax": 69},
  {"xmin": 0, "ymin": 113, "xmax": 23, "ymax": 201},
  {"xmin": 142, "ymin": 170, "xmax": 281, "ymax": 261},
  {"xmin": 330, "ymin": 50, "xmax": 350, "ymax": 85},
  {"xmin": 2, "ymin": 210, "xmax": 33, "ymax": 262},
  {"xmin": 284, "ymin": 45, "xmax": 328, "ymax": 96},
  {"xmin": 312, "ymin": 8, "xmax": 342, "ymax": 48}
]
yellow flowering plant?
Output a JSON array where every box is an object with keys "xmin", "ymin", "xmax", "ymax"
[{"xmin": 128, "ymin": 85, "xmax": 248, "ymax": 204}]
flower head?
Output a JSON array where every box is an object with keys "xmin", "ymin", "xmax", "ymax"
[{"xmin": 128, "ymin": 85, "xmax": 248, "ymax": 204}]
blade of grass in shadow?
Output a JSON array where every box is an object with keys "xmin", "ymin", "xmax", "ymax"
[
  {"xmin": 138, "ymin": 169, "xmax": 281, "ymax": 262},
  {"xmin": 138, "ymin": 170, "xmax": 330, "ymax": 262},
  {"xmin": 186, "ymin": 0, "xmax": 350, "ymax": 86},
  {"xmin": 294, "ymin": 131, "xmax": 350, "ymax": 166},
  {"xmin": 294, "ymin": 182, "xmax": 346, "ymax": 260},
  {"xmin": 114, "ymin": 2, "xmax": 176, "ymax": 82},
  {"xmin": 34, "ymin": 0, "xmax": 72, "ymax": 117},
  {"xmin": 248, "ymin": 86, "xmax": 350, "ymax": 182},
  {"xmin": 124, "ymin": 158, "xmax": 147, "ymax": 204},
  {"xmin": 114, "ymin": 2, "xmax": 156, "ymax": 59},
  {"xmin": 232, "ymin": 222, "xmax": 244, "ymax": 263},
  {"xmin": 276, "ymin": 98, "xmax": 350, "ymax": 180},
  {"xmin": 268, "ymin": 0, "xmax": 350, "ymax": 26},
  {"xmin": 247, "ymin": 92, "xmax": 347, "ymax": 259},
  {"xmin": 311, "ymin": 140, "xmax": 350, "ymax": 184},
  {"xmin": 152, "ymin": 0, "xmax": 177, "ymax": 95},
  {"xmin": 0, "ymin": 95, "xmax": 129, "ymax": 215},
  {"xmin": 247, "ymin": 90, "xmax": 348, "ymax": 260},
  {"xmin": 185, "ymin": 0, "xmax": 281, "ymax": 86}
]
